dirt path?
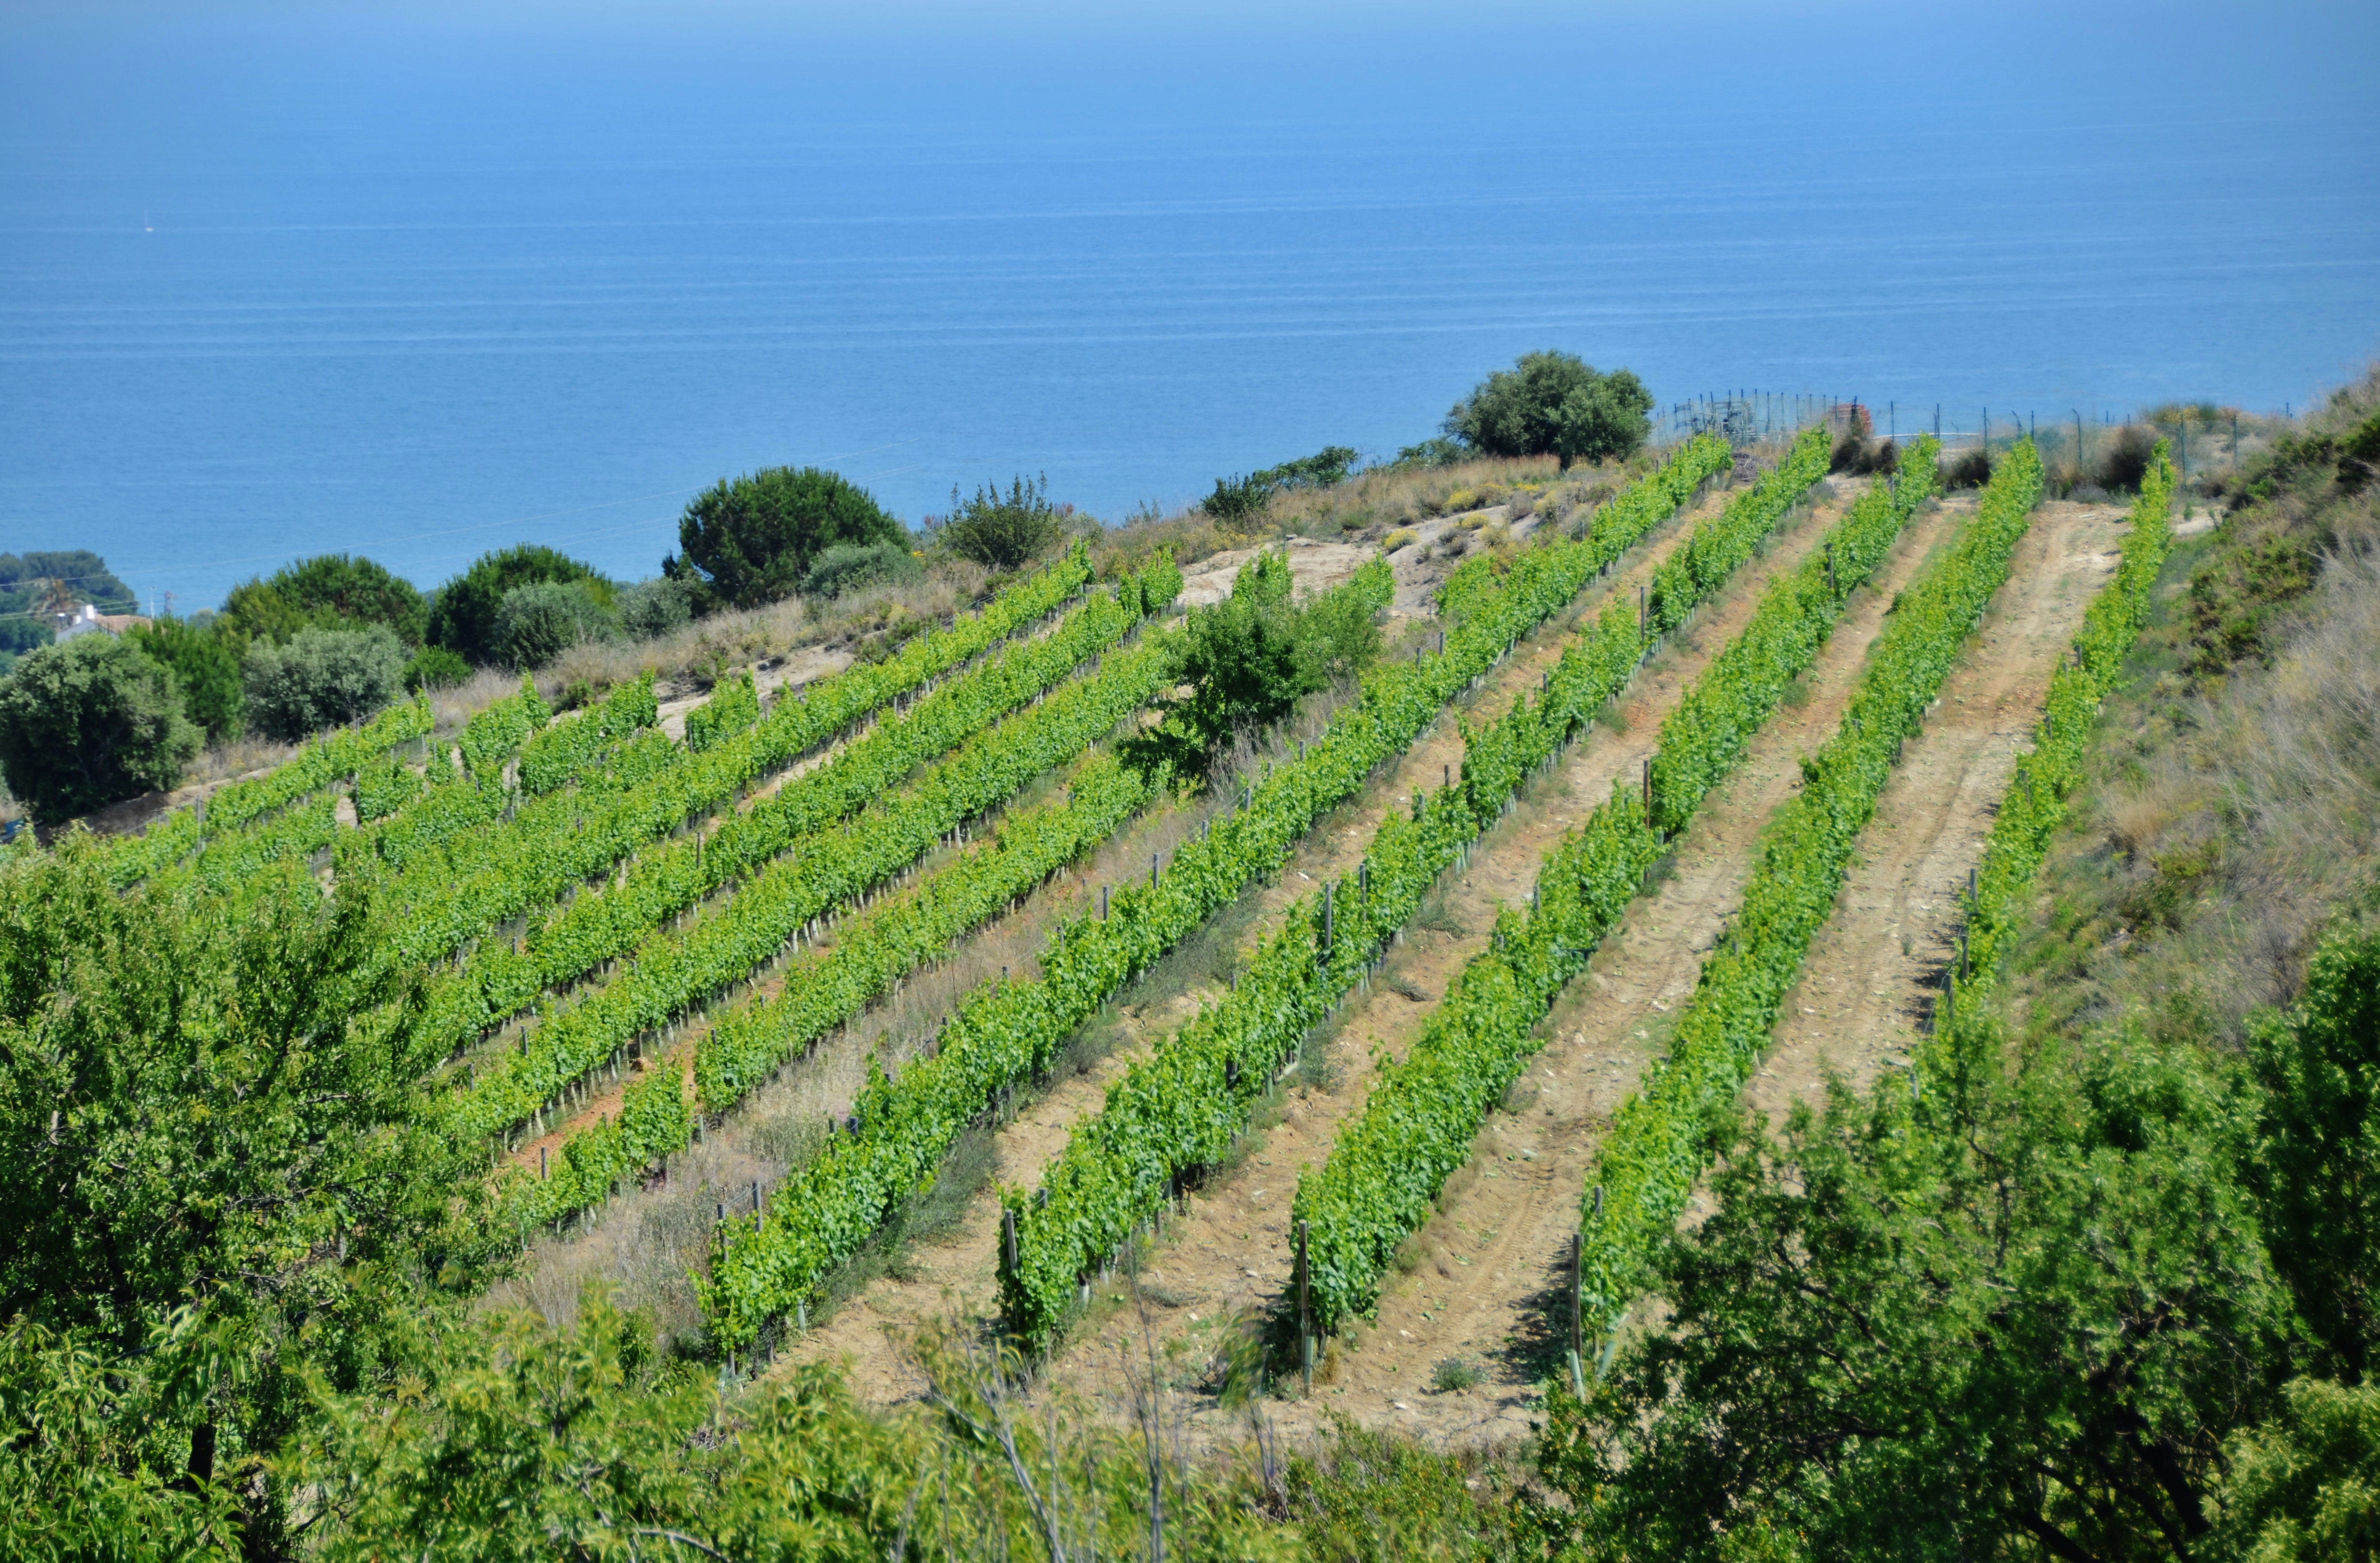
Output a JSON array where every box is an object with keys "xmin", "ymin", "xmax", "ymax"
[
  {"xmin": 1034, "ymin": 488, "xmax": 1976, "ymax": 1450},
  {"xmin": 1743, "ymin": 499, "xmax": 2130, "ymax": 1118},
  {"xmin": 781, "ymin": 472, "xmax": 1849, "ymax": 1408}
]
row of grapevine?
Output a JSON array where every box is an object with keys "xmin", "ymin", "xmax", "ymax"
[
  {"xmin": 1649, "ymin": 445, "xmax": 1940, "ymax": 833},
  {"xmin": 699, "ymin": 438, "xmax": 1731, "ymax": 1347},
  {"xmin": 359, "ymin": 547, "xmax": 1094, "ymax": 924},
  {"xmin": 507, "ymin": 752, "xmax": 1161, "ymax": 1229},
  {"xmin": 1575, "ymin": 438, "xmax": 2038, "ymax": 1342},
  {"xmin": 1284, "ymin": 439, "xmax": 1941, "ymax": 1332},
  {"xmin": 1951, "ymin": 443, "xmax": 2172, "ymax": 998},
  {"xmin": 437, "ymin": 628, "xmax": 1181, "ymax": 1143},
  {"xmin": 366, "ymin": 553, "xmax": 1161, "ymax": 988},
  {"xmin": 89, "ymin": 695, "xmax": 434, "ymax": 889},
  {"xmin": 684, "ymin": 671, "xmax": 760, "ymax": 754},
  {"xmin": 998, "ymin": 428, "xmax": 1833, "ymax": 1343},
  {"xmin": 458, "ymin": 677, "xmax": 554, "ymax": 779},
  {"xmin": 401, "ymin": 557, "xmax": 1178, "ymax": 1058},
  {"xmin": 516, "ymin": 673, "xmax": 660, "ymax": 795}
]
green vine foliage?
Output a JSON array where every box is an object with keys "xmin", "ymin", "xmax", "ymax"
[
  {"xmin": 437, "ymin": 563, "xmax": 1185, "ymax": 1144},
  {"xmin": 459, "ymin": 676, "xmax": 554, "ymax": 779},
  {"xmin": 683, "ymin": 669, "xmax": 760, "ymax": 755},
  {"xmin": 702, "ymin": 441, "xmax": 1733, "ymax": 1348},
  {"xmin": 356, "ymin": 545, "xmax": 1098, "ymax": 977},
  {"xmin": 1578, "ymin": 437, "xmax": 2042, "ymax": 1341},
  {"xmin": 512, "ymin": 753, "xmax": 1159, "ymax": 1229},
  {"xmin": 516, "ymin": 673, "xmax": 658, "ymax": 795},
  {"xmin": 84, "ymin": 695, "xmax": 433, "ymax": 890},
  {"xmin": 1005, "ymin": 433, "xmax": 1829, "ymax": 1344},
  {"xmin": 1651, "ymin": 439, "xmax": 1942, "ymax": 834},
  {"xmin": 364, "ymin": 549, "xmax": 1124, "ymax": 999}
]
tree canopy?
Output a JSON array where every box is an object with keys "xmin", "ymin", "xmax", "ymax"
[
  {"xmin": 1445, "ymin": 351, "xmax": 1653, "ymax": 468},
  {"xmin": 0, "ymin": 635, "xmax": 200, "ymax": 821},
  {"xmin": 426, "ymin": 544, "xmax": 613, "ymax": 666},
  {"xmin": 666, "ymin": 466, "xmax": 905, "ymax": 610},
  {"xmin": 220, "ymin": 554, "xmax": 429, "ymax": 648},
  {"xmin": 129, "ymin": 617, "xmax": 246, "ymax": 742}
]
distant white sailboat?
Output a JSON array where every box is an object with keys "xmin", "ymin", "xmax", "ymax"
[{"xmin": 143, "ymin": 209, "xmax": 152, "ymax": 232}]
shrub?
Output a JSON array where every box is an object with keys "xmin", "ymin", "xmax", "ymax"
[
  {"xmin": 801, "ymin": 539, "xmax": 924, "ymax": 599},
  {"xmin": 221, "ymin": 553, "xmax": 428, "ymax": 646},
  {"xmin": 1941, "ymin": 445, "xmax": 1994, "ymax": 489},
  {"xmin": 1446, "ymin": 351, "xmax": 1653, "ymax": 468},
  {"xmin": 0, "ymin": 635, "xmax": 201, "ymax": 821},
  {"xmin": 242, "ymin": 624, "xmax": 407, "ymax": 741},
  {"xmin": 1384, "ymin": 528, "xmax": 1419, "ymax": 554},
  {"xmin": 667, "ymin": 466, "xmax": 904, "ymax": 610},
  {"xmin": 494, "ymin": 579, "xmax": 615, "ymax": 669},
  {"xmin": 2096, "ymin": 425, "xmax": 2159, "ymax": 491},
  {"xmin": 1431, "ymin": 1357, "xmax": 1485, "ymax": 1393},
  {"xmin": 1387, "ymin": 436, "xmax": 1469, "ymax": 470},
  {"xmin": 428, "ymin": 545, "xmax": 613, "ymax": 666},
  {"xmin": 942, "ymin": 474, "xmax": 1063, "ymax": 569},
  {"xmin": 128, "ymin": 617, "xmax": 244, "ymax": 741},
  {"xmin": 1201, "ymin": 447, "xmax": 1362, "ymax": 526},
  {"xmin": 615, "ymin": 576, "xmax": 694, "ymax": 640},
  {"xmin": 402, "ymin": 644, "xmax": 471, "ymax": 692}
]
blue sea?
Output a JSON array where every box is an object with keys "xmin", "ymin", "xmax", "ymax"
[{"xmin": 3, "ymin": 1, "xmax": 2376, "ymax": 611}]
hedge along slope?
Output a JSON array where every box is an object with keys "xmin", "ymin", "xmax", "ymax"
[
  {"xmin": 358, "ymin": 546, "xmax": 1101, "ymax": 978},
  {"xmin": 438, "ymin": 558, "xmax": 1187, "ymax": 1144},
  {"xmin": 999, "ymin": 426, "xmax": 1834, "ymax": 1345},
  {"xmin": 514, "ymin": 753, "xmax": 1160, "ymax": 1228},
  {"xmin": 88, "ymin": 694, "xmax": 435, "ymax": 891},
  {"xmin": 1288, "ymin": 440, "xmax": 1941, "ymax": 1332},
  {"xmin": 392, "ymin": 556, "xmax": 1174, "ymax": 1054},
  {"xmin": 700, "ymin": 437, "xmax": 1733, "ymax": 1348},
  {"xmin": 1576, "ymin": 438, "xmax": 2044, "ymax": 1344}
]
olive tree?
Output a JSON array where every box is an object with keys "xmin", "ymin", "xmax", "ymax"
[{"xmin": 0, "ymin": 635, "xmax": 200, "ymax": 821}]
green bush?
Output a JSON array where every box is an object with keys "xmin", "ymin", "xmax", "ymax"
[
  {"xmin": 243, "ymin": 624, "xmax": 407, "ymax": 742},
  {"xmin": 0, "ymin": 635, "xmax": 201, "ymax": 821},
  {"xmin": 402, "ymin": 644, "xmax": 471, "ymax": 692},
  {"xmin": 667, "ymin": 466, "xmax": 905, "ymax": 610},
  {"xmin": 494, "ymin": 579, "xmax": 615, "ymax": 669},
  {"xmin": 128, "ymin": 617, "xmax": 245, "ymax": 742},
  {"xmin": 801, "ymin": 539, "xmax": 923, "ymax": 599},
  {"xmin": 1202, "ymin": 446, "xmax": 1361, "ymax": 524},
  {"xmin": 221, "ymin": 553, "xmax": 428, "ymax": 647},
  {"xmin": 615, "ymin": 576, "xmax": 694, "ymax": 640},
  {"xmin": 1447, "ymin": 351, "xmax": 1653, "ymax": 468},
  {"xmin": 427, "ymin": 545, "xmax": 613, "ymax": 666},
  {"xmin": 941, "ymin": 473, "xmax": 1064, "ymax": 570}
]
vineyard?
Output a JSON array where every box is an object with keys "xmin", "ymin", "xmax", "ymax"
[{"xmin": 34, "ymin": 399, "xmax": 2358, "ymax": 1563}]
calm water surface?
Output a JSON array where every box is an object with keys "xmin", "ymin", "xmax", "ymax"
[{"xmin": 3, "ymin": 5, "xmax": 2375, "ymax": 607}]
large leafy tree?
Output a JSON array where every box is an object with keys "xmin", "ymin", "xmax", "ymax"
[
  {"xmin": 666, "ymin": 466, "xmax": 905, "ymax": 610},
  {"xmin": 0, "ymin": 634, "xmax": 201, "ymax": 821},
  {"xmin": 130, "ymin": 617, "xmax": 247, "ymax": 742},
  {"xmin": 1446, "ymin": 351, "xmax": 1654, "ymax": 468},
  {"xmin": 220, "ymin": 554, "xmax": 429, "ymax": 649},
  {"xmin": 426, "ymin": 544, "xmax": 612, "ymax": 666},
  {"xmin": 0, "ymin": 843, "xmax": 497, "ymax": 1551},
  {"xmin": 1543, "ymin": 1019, "xmax": 2300, "ymax": 1561}
]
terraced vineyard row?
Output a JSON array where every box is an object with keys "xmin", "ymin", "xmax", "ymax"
[
  {"xmin": 1289, "ymin": 439, "xmax": 1941, "ymax": 1332},
  {"xmin": 999, "ymin": 426, "xmax": 1834, "ymax": 1343},
  {"xmin": 1575, "ymin": 438, "xmax": 2041, "ymax": 1342},
  {"xmin": 374, "ymin": 551, "xmax": 1148, "ymax": 1005},
  {"xmin": 699, "ymin": 436, "xmax": 1732, "ymax": 1349}
]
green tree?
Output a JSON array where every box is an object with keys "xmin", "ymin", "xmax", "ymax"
[
  {"xmin": 493, "ymin": 579, "xmax": 615, "ymax": 669},
  {"xmin": 1446, "ymin": 351, "xmax": 1652, "ymax": 468},
  {"xmin": 0, "ymin": 844, "xmax": 497, "ymax": 1550},
  {"xmin": 2209, "ymin": 1376, "xmax": 2380, "ymax": 1562},
  {"xmin": 941, "ymin": 473, "xmax": 1064, "ymax": 570},
  {"xmin": 2246, "ymin": 921, "xmax": 2380, "ymax": 1382},
  {"xmin": 426, "ymin": 545, "xmax": 613, "ymax": 666},
  {"xmin": 220, "ymin": 554, "xmax": 429, "ymax": 649},
  {"xmin": 129, "ymin": 617, "xmax": 245, "ymax": 742},
  {"xmin": 801, "ymin": 538, "xmax": 924, "ymax": 599},
  {"xmin": 0, "ymin": 635, "xmax": 200, "ymax": 821},
  {"xmin": 242, "ymin": 624, "xmax": 407, "ymax": 741},
  {"xmin": 1551, "ymin": 369, "xmax": 1654, "ymax": 468},
  {"xmin": 1545, "ymin": 1022, "xmax": 2298, "ymax": 1561},
  {"xmin": 401, "ymin": 644, "xmax": 471, "ymax": 692},
  {"xmin": 666, "ymin": 467, "xmax": 904, "ymax": 610},
  {"xmin": 615, "ymin": 576, "xmax": 694, "ymax": 640},
  {"xmin": 1125, "ymin": 550, "xmax": 1380, "ymax": 782}
]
